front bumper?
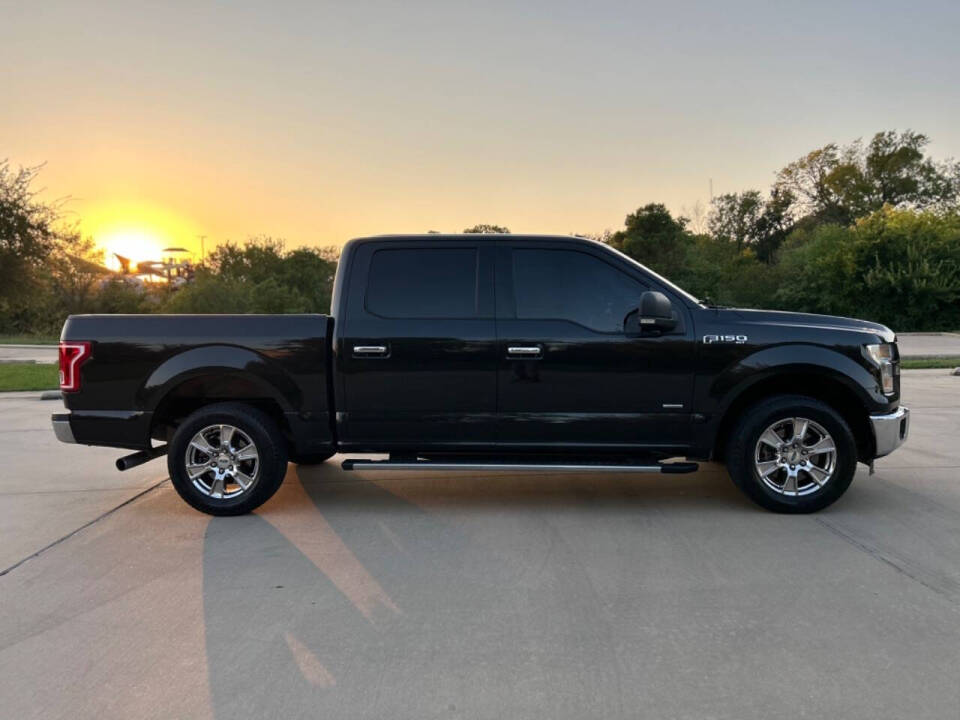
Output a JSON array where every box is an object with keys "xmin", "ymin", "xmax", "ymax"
[
  {"xmin": 52, "ymin": 413, "xmax": 76, "ymax": 443},
  {"xmin": 869, "ymin": 406, "xmax": 909, "ymax": 458}
]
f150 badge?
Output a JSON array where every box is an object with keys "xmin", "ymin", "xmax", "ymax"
[{"xmin": 703, "ymin": 334, "xmax": 748, "ymax": 344}]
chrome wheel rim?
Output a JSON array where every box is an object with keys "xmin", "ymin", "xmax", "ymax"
[
  {"xmin": 754, "ymin": 417, "xmax": 836, "ymax": 496},
  {"xmin": 185, "ymin": 424, "xmax": 260, "ymax": 499}
]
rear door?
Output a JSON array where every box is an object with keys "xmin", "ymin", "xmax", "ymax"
[
  {"xmin": 495, "ymin": 239, "xmax": 695, "ymax": 453},
  {"xmin": 337, "ymin": 240, "xmax": 497, "ymax": 452}
]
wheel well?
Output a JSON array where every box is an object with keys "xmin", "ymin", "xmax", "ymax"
[
  {"xmin": 712, "ymin": 374, "xmax": 873, "ymax": 463},
  {"xmin": 150, "ymin": 375, "xmax": 292, "ymax": 447}
]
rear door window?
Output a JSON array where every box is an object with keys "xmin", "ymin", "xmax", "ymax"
[{"xmin": 365, "ymin": 248, "xmax": 478, "ymax": 318}]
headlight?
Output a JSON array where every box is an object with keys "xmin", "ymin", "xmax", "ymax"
[{"xmin": 863, "ymin": 343, "xmax": 896, "ymax": 395}]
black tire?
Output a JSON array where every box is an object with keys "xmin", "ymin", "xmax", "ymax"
[
  {"xmin": 168, "ymin": 402, "xmax": 289, "ymax": 516},
  {"xmin": 725, "ymin": 394, "xmax": 857, "ymax": 513},
  {"xmin": 290, "ymin": 452, "xmax": 335, "ymax": 466}
]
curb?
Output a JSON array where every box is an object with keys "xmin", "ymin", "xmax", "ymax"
[
  {"xmin": 898, "ymin": 332, "xmax": 960, "ymax": 339},
  {"xmin": 0, "ymin": 390, "xmax": 61, "ymax": 400}
]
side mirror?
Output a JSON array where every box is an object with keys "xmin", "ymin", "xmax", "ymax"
[{"xmin": 625, "ymin": 291, "xmax": 677, "ymax": 336}]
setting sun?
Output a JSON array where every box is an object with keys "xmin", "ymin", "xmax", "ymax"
[
  {"xmin": 82, "ymin": 203, "xmax": 200, "ymax": 271},
  {"xmin": 98, "ymin": 228, "xmax": 165, "ymax": 270}
]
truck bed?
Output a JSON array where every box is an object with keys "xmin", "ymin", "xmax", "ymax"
[{"xmin": 59, "ymin": 314, "xmax": 333, "ymax": 454}]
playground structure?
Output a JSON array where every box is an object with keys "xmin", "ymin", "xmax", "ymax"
[{"xmin": 113, "ymin": 247, "xmax": 196, "ymax": 286}]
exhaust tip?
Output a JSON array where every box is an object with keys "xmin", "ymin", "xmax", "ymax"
[{"xmin": 116, "ymin": 444, "xmax": 168, "ymax": 472}]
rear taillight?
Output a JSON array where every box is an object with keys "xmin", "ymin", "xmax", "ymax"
[{"xmin": 59, "ymin": 341, "xmax": 92, "ymax": 392}]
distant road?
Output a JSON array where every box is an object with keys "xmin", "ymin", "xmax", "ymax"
[
  {"xmin": 897, "ymin": 332, "xmax": 960, "ymax": 357},
  {"xmin": 0, "ymin": 345, "xmax": 57, "ymax": 364},
  {"xmin": 2, "ymin": 332, "xmax": 959, "ymax": 365}
]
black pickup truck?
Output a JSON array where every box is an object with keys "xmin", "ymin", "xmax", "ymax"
[{"xmin": 52, "ymin": 234, "xmax": 909, "ymax": 515}]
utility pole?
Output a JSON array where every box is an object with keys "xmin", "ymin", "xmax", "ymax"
[
  {"xmin": 197, "ymin": 235, "xmax": 207, "ymax": 262},
  {"xmin": 709, "ymin": 178, "xmax": 714, "ymax": 201}
]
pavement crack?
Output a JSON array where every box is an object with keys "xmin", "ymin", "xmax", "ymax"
[
  {"xmin": 0, "ymin": 478, "xmax": 168, "ymax": 578},
  {"xmin": 815, "ymin": 517, "xmax": 959, "ymax": 607}
]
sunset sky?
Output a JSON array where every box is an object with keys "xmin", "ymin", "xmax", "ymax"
[{"xmin": 4, "ymin": 0, "xmax": 959, "ymax": 264}]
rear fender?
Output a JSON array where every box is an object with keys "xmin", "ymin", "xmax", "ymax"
[{"xmin": 138, "ymin": 345, "xmax": 302, "ymax": 412}]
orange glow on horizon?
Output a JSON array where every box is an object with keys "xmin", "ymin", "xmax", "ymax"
[{"xmin": 83, "ymin": 203, "xmax": 200, "ymax": 270}]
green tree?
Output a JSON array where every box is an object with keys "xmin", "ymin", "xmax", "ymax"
[
  {"xmin": 709, "ymin": 189, "xmax": 795, "ymax": 262},
  {"xmin": 774, "ymin": 208, "xmax": 960, "ymax": 329},
  {"xmin": 607, "ymin": 203, "xmax": 692, "ymax": 281},
  {"xmin": 162, "ymin": 269, "xmax": 253, "ymax": 314},
  {"xmin": 94, "ymin": 278, "xmax": 149, "ymax": 314},
  {"xmin": 168, "ymin": 237, "xmax": 339, "ymax": 315},
  {"xmin": 45, "ymin": 231, "xmax": 111, "ymax": 317},
  {"xmin": 0, "ymin": 161, "xmax": 61, "ymax": 331},
  {"xmin": 463, "ymin": 224, "xmax": 510, "ymax": 233},
  {"xmin": 864, "ymin": 131, "xmax": 959, "ymax": 209},
  {"xmin": 774, "ymin": 131, "xmax": 960, "ymax": 226},
  {"xmin": 709, "ymin": 191, "xmax": 764, "ymax": 252}
]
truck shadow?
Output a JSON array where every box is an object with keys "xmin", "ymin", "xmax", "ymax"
[{"xmin": 202, "ymin": 461, "xmax": 746, "ymax": 719}]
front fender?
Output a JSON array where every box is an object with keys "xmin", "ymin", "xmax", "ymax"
[
  {"xmin": 707, "ymin": 344, "xmax": 886, "ymax": 416},
  {"xmin": 138, "ymin": 345, "xmax": 303, "ymax": 412}
]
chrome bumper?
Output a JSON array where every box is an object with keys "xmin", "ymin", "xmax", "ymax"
[
  {"xmin": 51, "ymin": 415, "xmax": 76, "ymax": 444},
  {"xmin": 869, "ymin": 406, "xmax": 909, "ymax": 458}
]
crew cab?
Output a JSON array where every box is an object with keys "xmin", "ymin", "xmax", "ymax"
[{"xmin": 52, "ymin": 234, "xmax": 909, "ymax": 515}]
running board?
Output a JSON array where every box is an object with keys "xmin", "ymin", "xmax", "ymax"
[{"xmin": 341, "ymin": 459, "xmax": 699, "ymax": 474}]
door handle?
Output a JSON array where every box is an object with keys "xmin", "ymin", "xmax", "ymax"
[
  {"xmin": 507, "ymin": 345, "xmax": 542, "ymax": 358},
  {"xmin": 353, "ymin": 344, "xmax": 388, "ymax": 356}
]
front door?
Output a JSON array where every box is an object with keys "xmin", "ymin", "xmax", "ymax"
[
  {"xmin": 495, "ymin": 240, "xmax": 695, "ymax": 454},
  {"xmin": 337, "ymin": 240, "xmax": 498, "ymax": 452}
]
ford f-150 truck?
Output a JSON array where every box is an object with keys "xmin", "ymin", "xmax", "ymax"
[{"xmin": 52, "ymin": 234, "xmax": 909, "ymax": 515}]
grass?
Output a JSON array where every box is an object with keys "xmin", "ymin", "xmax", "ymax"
[
  {"xmin": 901, "ymin": 356, "xmax": 960, "ymax": 370},
  {"xmin": 0, "ymin": 363, "xmax": 59, "ymax": 391},
  {"xmin": 0, "ymin": 335, "xmax": 59, "ymax": 345}
]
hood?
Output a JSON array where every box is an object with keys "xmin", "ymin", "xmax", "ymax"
[{"xmin": 719, "ymin": 308, "xmax": 896, "ymax": 342}]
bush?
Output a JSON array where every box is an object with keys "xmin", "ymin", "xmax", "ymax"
[
  {"xmin": 775, "ymin": 208, "xmax": 960, "ymax": 329},
  {"xmin": 681, "ymin": 235, "xmax": 778, "ymax": 308},
  {"xmin": 161, "ymin": 271, "xmax": 253, "ymax": 314}
]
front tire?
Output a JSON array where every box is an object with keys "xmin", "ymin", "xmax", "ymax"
[
  {"xmin": 725, "ymin": 394, "xmax": 857, "ymax": 513},
  {"xmin": 168, "ymin": 402, "xmax": 289, "ymax": 516}
]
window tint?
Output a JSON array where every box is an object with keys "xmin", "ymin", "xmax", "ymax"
[
  {"xmin": 512, "ymin": 249, "xmax": 646, "ymax": 332},
  {"xmin": 366, "ymin": 248, "xmax": 478, "ymax": 318}
]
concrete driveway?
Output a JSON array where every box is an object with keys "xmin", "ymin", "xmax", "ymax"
[{"xmin": 0, "ymin": 371, "xmax": 958, "ymax": 719}]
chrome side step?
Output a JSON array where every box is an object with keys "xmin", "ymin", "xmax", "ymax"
[{"xmin": 341, "ymin": 459, "xmax": 698, "ymax": 474}]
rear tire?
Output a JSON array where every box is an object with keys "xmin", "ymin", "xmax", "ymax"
[
  {"xmin": 168, "ymin": 402, "xmax": 289, "ymax": 516},
  {"xmin": 725, "ymin": 394, "xmax": 857, "ymax": 513}
]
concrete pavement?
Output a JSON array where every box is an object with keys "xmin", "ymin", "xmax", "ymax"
[
  {"xmin": 0, "ymin": 393, "xmax": 164, "ymax": 570},
  {"xmin": 0, "ymin": 371, "xmax": 958, "ymax": 719}
]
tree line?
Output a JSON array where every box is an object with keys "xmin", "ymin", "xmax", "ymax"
[
  {"xmin": 2, "ymin": 129, "xmax": 959, "ymax": 336},
  {"xmin": 603, "ymin": 130, "xmax": 960, "ymax": 330}
]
